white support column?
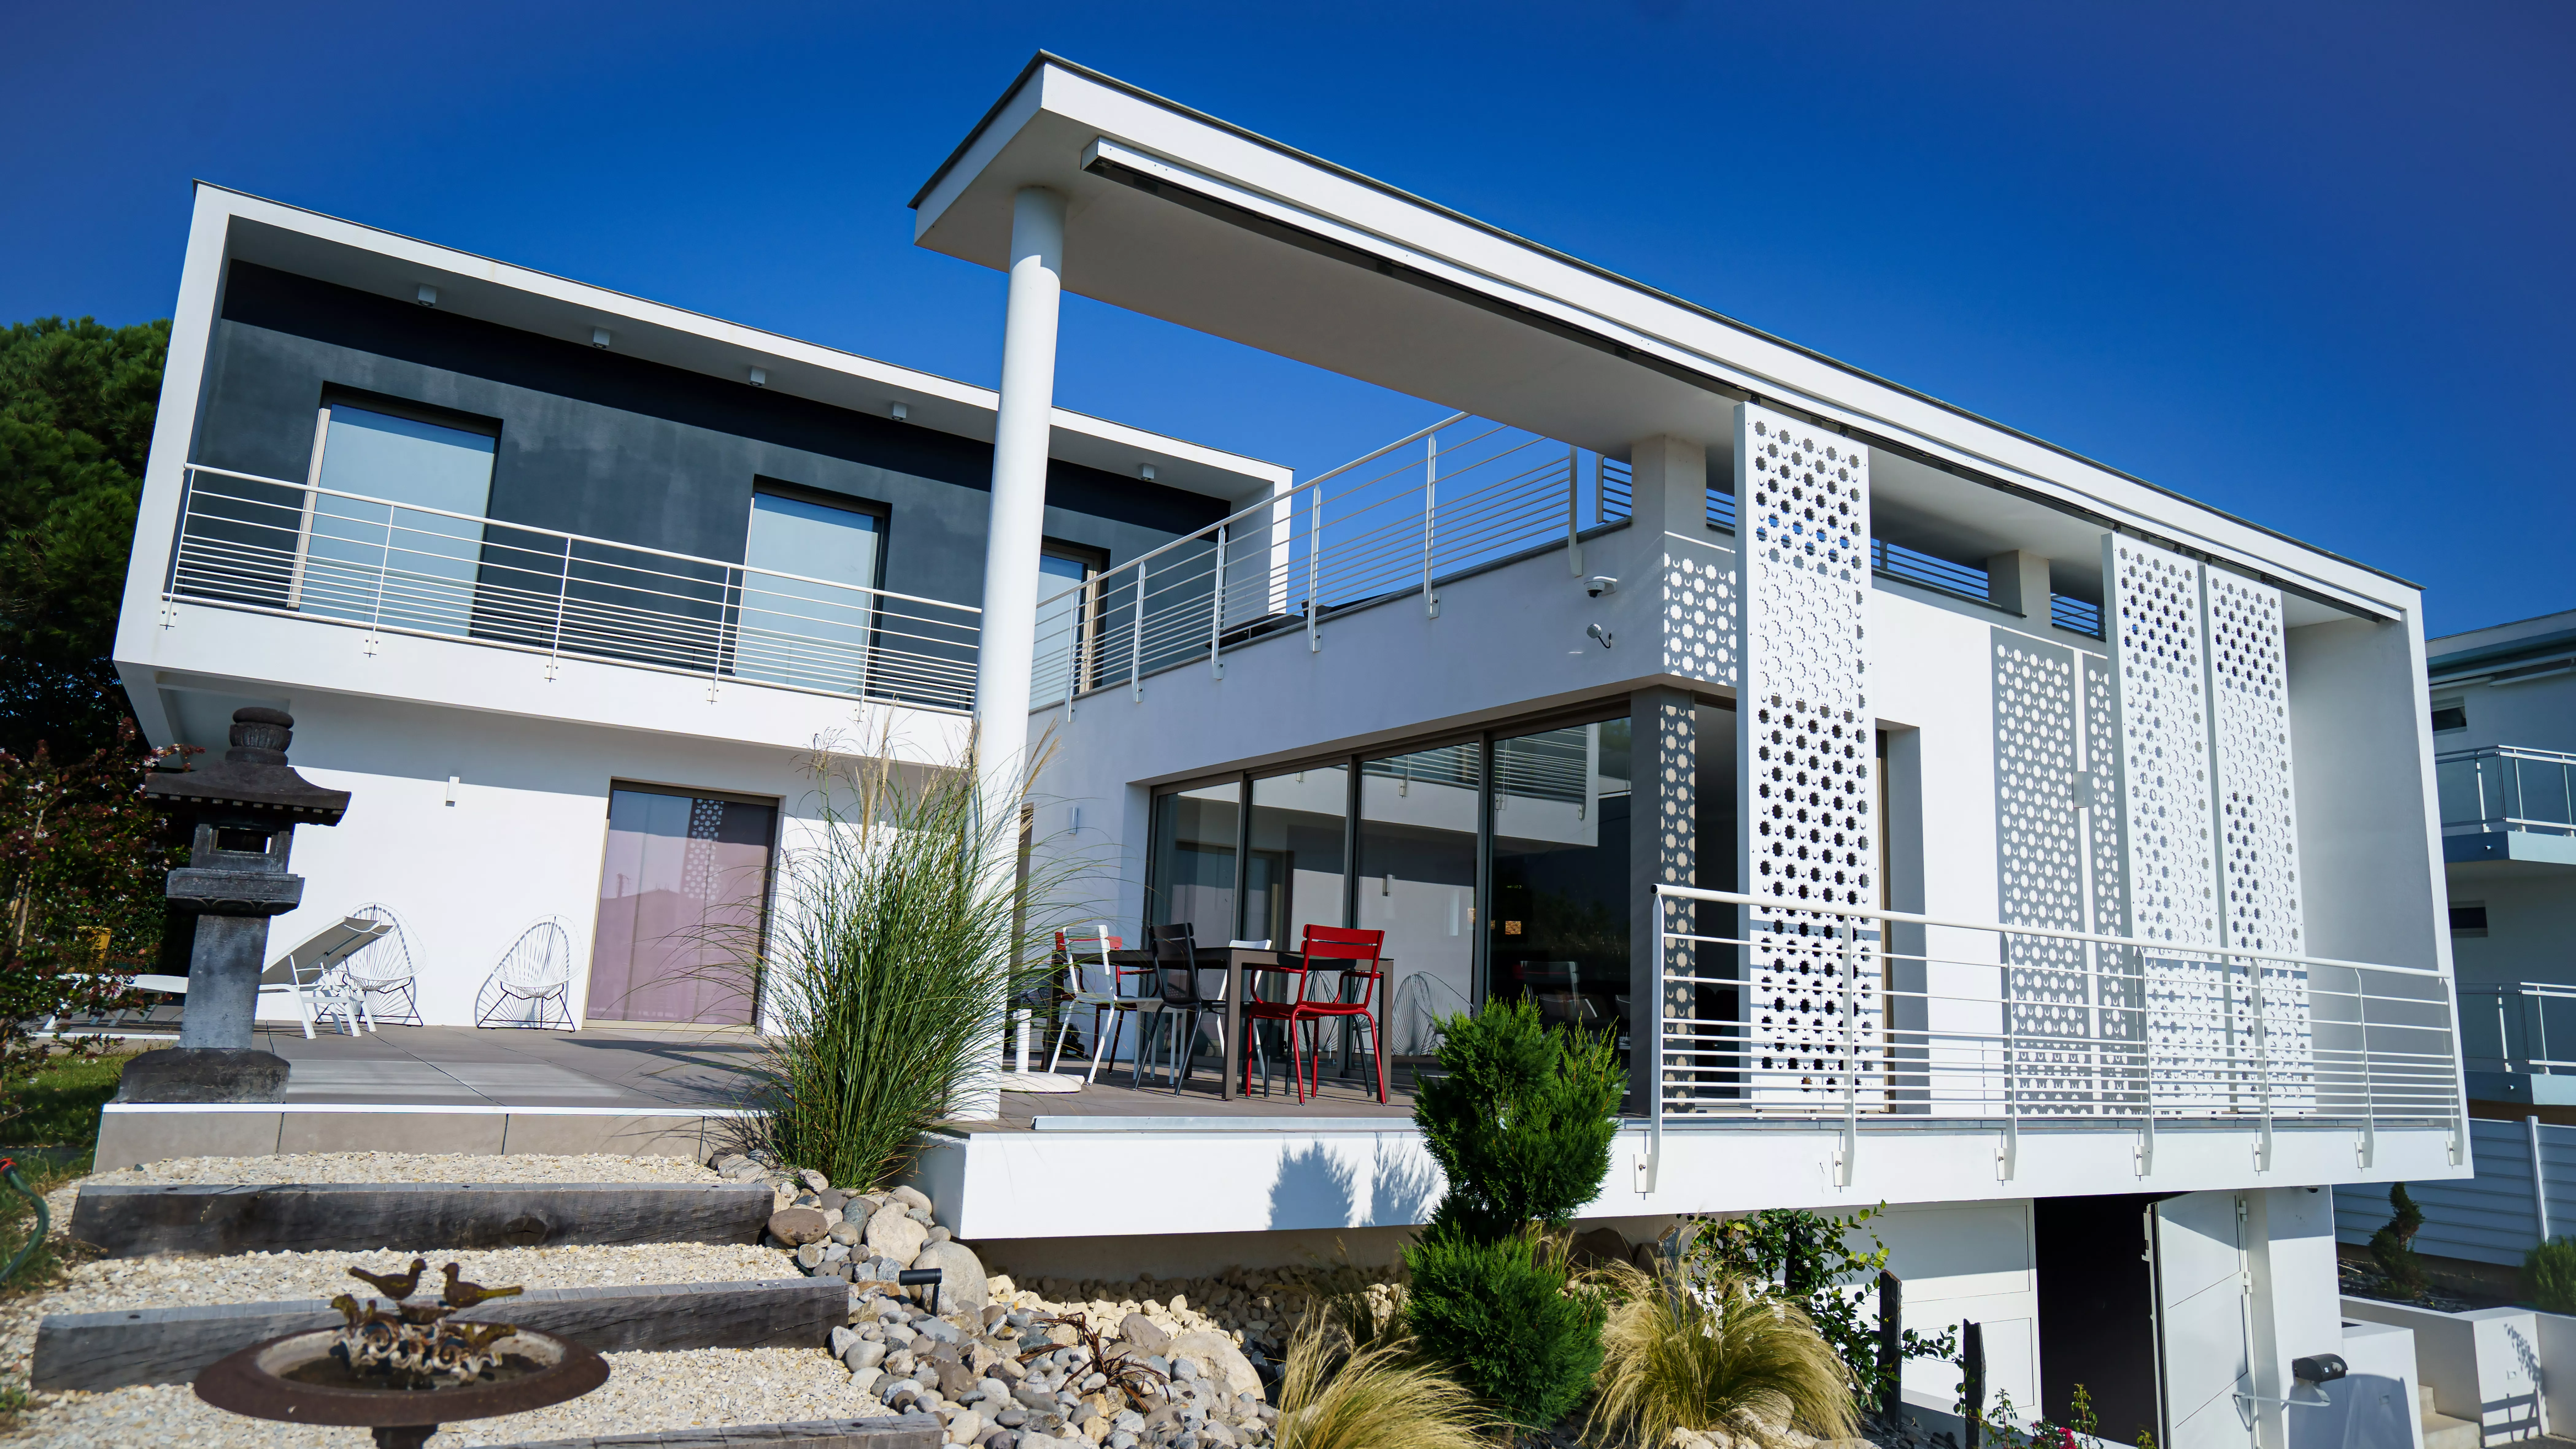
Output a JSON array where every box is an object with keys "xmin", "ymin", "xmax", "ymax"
[
  {"xmin": 963, "ymin": 185, "xmax": 1066, "ymax": 1121},
  {"xmin": 974, "ymin": 186, "xmax": 1067, "ymax": 816}
]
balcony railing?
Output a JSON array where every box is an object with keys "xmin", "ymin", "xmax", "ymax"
[
  {"xmin": 2459, "ymin": 982, "xmax": 2576, "ymax": 1076},
  {"xmin": 1032, "ymin": 413, "xmax": 1610, "ymax": 705},
  {"xmin": 2439, "ymin": 746, "xmax": 2576, "ymax": 836},
  {"xmin": 168, "ymin": 466, "xmax": 981, "ymax": 712},
  {"xmin": 1643, "ymin": 884, "xmax": 2461, "ymax": 1182}
]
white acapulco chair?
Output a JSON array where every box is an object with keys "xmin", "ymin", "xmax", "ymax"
[
  {"xmin": 341, "ymin": 902, "xmax": 423, "ymax": 1026},
  {"xmin": 473, "ymin": 917, "xmax": 577, "ymax": 1030}
]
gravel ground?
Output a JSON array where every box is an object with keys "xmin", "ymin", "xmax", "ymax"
[
  {"xmin": 43, "ymin": 1241, "xmax": 794, "ymax": 1313},
  {"xmin": 2, "ymin": 1347, "xmax": 892, "ymax": 1447},
  {"xmin": 0, "ymin": 1243, "xmax": 795, "ymax": 1396}
]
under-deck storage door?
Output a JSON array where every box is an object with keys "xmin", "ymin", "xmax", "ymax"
[{"xmin": 2153, "ymin": 1192, "xmax": 2255, "ymax": 1449}]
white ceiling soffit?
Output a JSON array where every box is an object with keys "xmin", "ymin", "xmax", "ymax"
[
  {"xmin": 208, "ymin": 190, "xmax": 1288, "ymax": 501},
  {"xmin": 909, "ymin": 59, "xmax": 2410, "ymax": 623}
]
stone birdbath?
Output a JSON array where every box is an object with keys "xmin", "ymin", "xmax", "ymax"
[{"xmin": 192, "ymin": 1263, "xmax": 609, "ymax": 1448}]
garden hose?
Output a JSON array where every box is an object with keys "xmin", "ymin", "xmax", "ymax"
[{"xmin": 0, "ymin": 1158, "xmax": 48, "ymax": 1283}]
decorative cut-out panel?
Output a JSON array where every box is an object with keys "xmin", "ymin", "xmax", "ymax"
[
  {"xmin": 1992, "ymin": 634, "xmax": 2091, "ymax": 1113},
  {"xmin": 2083, "ymin": 653, "xmax": 2145, "ymax": 1109},
  {"xmin": 1663, "ymin": 551, "xmax": 1740, "ymax": 686},
  {"xmin": 2105, "ymin": 536, "xmax": 2237, "ymax": 1112},
  {"xmin": 2204, "ymin": 571, "xmax": 2314, "ymax": 1109},
  {"xmin": 1734, "ymin": 403, "xmax": 1879, "ymax": 1105}
]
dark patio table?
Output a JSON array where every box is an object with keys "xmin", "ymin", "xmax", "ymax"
[{"xmin": 1106, "ymin": 946, "xmax": 1391, "ymax": 1100}]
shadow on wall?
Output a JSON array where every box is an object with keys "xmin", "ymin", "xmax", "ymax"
[{"xmin": 1265, "ymin": 1138, "xmax": 1446, "ymax": 1233}]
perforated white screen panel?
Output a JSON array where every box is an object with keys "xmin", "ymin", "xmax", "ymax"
[
  {"xmin": 2204, "ymin": 571, "xmax": 2314, "ymax": 1108},
  {"xmin": 1994, "ymin": 635, "xmax": 2093, "ymax": 1113},
  {"xmin": 1735, "ymin": 403, "xmax": 1880, "ymax": 1104}
]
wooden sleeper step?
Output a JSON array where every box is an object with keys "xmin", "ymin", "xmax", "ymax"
[{"xmin": 71, "ymin": 1181, "xmax": 776, "ymax": 1258}]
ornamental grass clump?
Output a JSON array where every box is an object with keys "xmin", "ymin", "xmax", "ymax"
[
  {"xmin": 1403, "ymin": 997, "xmax": 1623, "ymax": 1428},
  {"xmin": 1587, "ymin": 1262, "xmax": 1859, "ymax": 1449},
  {"xmin": 1272, "ymin": 1313, "xmax": 1490, "ymax": 1449},
  {"xmin": 723, "ymin": 747, "xmax": 1077, "ymax": 1190}
]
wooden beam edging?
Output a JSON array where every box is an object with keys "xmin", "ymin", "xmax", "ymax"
[
  {"xmin": 71, "ymin": 1181, "xmax": 776, "ymax": 1258},
  {"xmin": 32, "ymin": 1276, "xmax": 842, "ymax": 1393},
  {"xmin": 496, "ymin": 1416, "xmax": 944, "ymax": 1449}
]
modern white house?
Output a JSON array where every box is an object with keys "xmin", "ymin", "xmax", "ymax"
[{"xmin": 112, "ymin": 54, "xmax": 2478, "ymax": 1449}]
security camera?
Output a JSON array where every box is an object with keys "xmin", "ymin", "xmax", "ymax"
[{"xmin": 1585, "ymin": 575, "xmax": 1618, "ymax": 598}]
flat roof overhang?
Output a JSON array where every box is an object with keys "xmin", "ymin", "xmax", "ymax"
[
  {"xmin": 911, "ymin": 55, "xmax": 2412, "ymax": 623},
  {"xmin": 201, "ymin": 184, "xmax": 1291, "ymax": 503}
]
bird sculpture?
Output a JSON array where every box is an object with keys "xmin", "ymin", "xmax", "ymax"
[
  {"xmin": 453, "ymin": 1321, "xmax": 519, "ymax": 1352},
  {"xmin": 441, "ymin": 1262, "xmax": 525, "ymax": 1309},
  {"xmin": 328, "ymin": 1293, "xmax": 366, "ymax": 1328},
  {"xmin": 347, "ymin": 1258, "xmax": 428, "ymax": 1300}
]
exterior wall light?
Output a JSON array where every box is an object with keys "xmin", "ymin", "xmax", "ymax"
[
  {"xmin": 416, "ymin": 285, "xmax": 438, "ymax": 307},
  {"xmin": 1140, "ymin": 464, "xmax": 1157, "ymax": 481},
  {"xmin": 891, "ymin": 402, "xmax": 910, "ymax": 422},
  {"xmin": 590, "ymin": 328, "xmax": 612, "ymax": 349},
  {"xmin": 747, "ymin": 367, "xmax": 767, "ymax": 387}
]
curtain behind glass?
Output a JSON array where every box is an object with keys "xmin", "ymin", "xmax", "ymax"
[
  {"xmin": 739, "ymin": 492, "xmax": 880, "ymax": 691},
  {"xmin": 588, "ymin": 787, "xmax": 775, "ymax": 1024},
  {"xmin": 303, "ymin": 405, "xmax": 495, "ymax": 634}
]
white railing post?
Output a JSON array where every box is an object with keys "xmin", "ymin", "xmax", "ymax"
[
  {"xmin": 1566, "ymin": 444, "xmax": 1584, "ymax": 577},
  {"xmin": 1644, "ymin": 885, "xmax": 1665, "ymax": 1193},
  {"xmin": 1128, "ymin": 563, "xmax": 1146, "ymax": 702},
  {"xmin": 2250, "ymin": 951, "xmax": 2273, "ymax": 1170},
  {"xmin": 2532, "ymin": 1113, "xmax": 2552, "ymax": 1243},
  {"xmin": 1421, "ymin": 434, "xmax": 1440, "ymax": 619},
  {"xmin": 546, "ymin": 537, "xmax": 570, "ymax": 681},
  {"xmin": 1838, "ymin": 912, "xmax": 1859, "ymax": 1187},
  {"xmin": 1210, "ymin": 524, "xmax": 1228, "ymax": 680},
  {"xmin": 2357, "ymin": 976, "xmax": 2375, "ymax": 1168},
  {"xmin": 1306, "ymin": 486, "xmax": 1322, "ymax": 653},
  {"xmin": 707, "ymin": 563, "xmax": 733, "ymax": 702}
]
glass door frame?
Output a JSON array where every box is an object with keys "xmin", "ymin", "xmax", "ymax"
[
  {"xmin": 1142, "ymin": 698, "xmax": 1653, "ymax": 1019},
  {"xmin": 589, "ymin": 778, "xmax": 785, "ymax": 1026}
]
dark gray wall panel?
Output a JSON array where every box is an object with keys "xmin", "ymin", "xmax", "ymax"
[{"xmin": 192, "ymin": 262, "xmax": 1232, "ymax": 607}]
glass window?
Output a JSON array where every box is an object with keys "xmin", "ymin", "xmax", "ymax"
[
  {"xmin": 1033, "ymin": 547, "xmax": 1101, "ymax": 702},
  {"xmin": 2431, "ymin": 698, "xmax": 2468, "ymax": 735},
  {"xmin": 1247, "ymin": 766, "xmax": 1348, "ymax": 950},
  {"xmin": 1150, "ymin": 782, "xmax": 1241, "ymax": 942},
  {"xmin": 739, "ymin": 490, "xmax": 882, "ymax": 691},
  {"xmin": 1359, "ymin": 743, "xmax": 1480, "ymax": 1054},
  {"xmin": 1487, "ymin": 720, "xmax": 1631, "ymax": 1041},
  {"xmin": 587, "ymin": 786, "xmax": 777, "ymax": 1024},
  {"xmin": 301, "ymin": 402, "xmax": 496, "ymax": 634}
]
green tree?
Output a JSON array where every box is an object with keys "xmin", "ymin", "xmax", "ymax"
[
  {"xmin": 0, "ymin": 316, "xmax": 170, "ymax": 759},
  {"xmin": 1403, "ymin": 998, "xmax": 1623, "ymax": 1428},
  {"xmin": 2370, "ymin": 1182, "xmax": 2428, "ymax": 1297}
]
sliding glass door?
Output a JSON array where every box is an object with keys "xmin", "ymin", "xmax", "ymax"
[
  {"xmin": 587, "ymin": 785, "xmax": 777, "ymax": 1024},
  {"xmin": 1487, "ymin": 719, "xmax": 1632, "ymax": 1042},
  {"xmin": 1148, "ymin": 782, "xmax": 1240, "ymax": 942},
  {"xmin": 1358, "ymin": 743, "xmax": 1480, "ymax": 1055}
]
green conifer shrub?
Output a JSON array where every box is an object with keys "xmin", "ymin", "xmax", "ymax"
[
  {"xmin": 2524, "ymin": 1236, "xmax": 2576, "ymax": 1314},
  {"xmin": 2369, "ymin": 1182, "xmax": 2428, "ymax": 1298},
  {"xmin": 1402, "ymin": 998, "xmax": 1623, "ymax": 1427}
]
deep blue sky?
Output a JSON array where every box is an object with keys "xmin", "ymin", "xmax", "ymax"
[{"xmin": 8, "ymin": 2, "xmax": 2568, "ymax": 636}]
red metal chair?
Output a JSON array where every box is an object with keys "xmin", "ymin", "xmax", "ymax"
[{"xmin": 1242, "ymin": 925, "xmax": 1389, "ymax": 1104}]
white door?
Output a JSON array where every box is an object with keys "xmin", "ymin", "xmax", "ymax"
[{"xmin": 2153, "ymin": 1193, "xmax": 2255, "ymax": 1449}]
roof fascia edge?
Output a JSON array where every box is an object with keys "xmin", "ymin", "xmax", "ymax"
[
  {"xmin": 1080, "ymin": 141, "xmax": 2404, "ymax": 619},
  {"xmin": 915, "ymin": 56, "xmax": 2417, "ymax": 601},
  {"xmin": 197, "ymin": 182, "xmax": 1288, "ymax": 485}
]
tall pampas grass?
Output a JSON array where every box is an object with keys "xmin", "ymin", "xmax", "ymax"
[
  {"xmin": 711, "ymin": 736, "xmax": 1083, "ymax": 1190},
  {"xmin": 1587, "ymin": 1261, "xmax": 1859, "ymax": 1449}
]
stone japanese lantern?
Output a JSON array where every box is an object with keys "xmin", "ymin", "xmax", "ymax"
[{"xmin": 117, "ymin": 708, "xmax": 351, "ymax": 1104}]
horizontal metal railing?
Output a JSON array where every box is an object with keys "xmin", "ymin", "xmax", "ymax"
[
  {"xmin": 1645, "ymin": 883, "xmax": 2462, "ymax": 1182},
  {"xmin": 2459, "ymin": 981, "xmax": 2576, "ymax": 1076},
  {"xmin": 1033, "ymin": 414, "xmax": 1626, "ymax": 707},
  {"xmin": 168, "ymin": 465, "xmax": 981, "ymax": 711},
  {"xmin": 2438, "ymin": 746, "xmax": 2576, "ymax": 836}
]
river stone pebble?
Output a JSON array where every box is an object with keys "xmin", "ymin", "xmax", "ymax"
[
  {"xmin": 770, "ymin": 1206, "xmax": 831, "ymax": 1246},
  {"xmin": 916, "ymin": 1238, "xmax": 991, "ymax": 1311},
  {"xmin": 1168, "ymin": 1332, "xmax": 1260, "ymax": 1400},
  {"xmin": 829, "ymin": 1219, "xmax": 867, "ymax": 1246},
  {"xmin": 867, "ymin": 1201, "xmax": 930, "ymax": 1266},
  {"xmin": 797, "ymin": 1167, "xmax": 830, "ymax": 1193},
  {"xmin": 891, "ymin": 1184, "xmax": 935, "ymax": 1213}
]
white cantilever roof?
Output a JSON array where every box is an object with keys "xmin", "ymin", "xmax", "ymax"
[
  {"xmin": 196, "ymin": 182, "xmax": 1292, "ymax": 501},
  {"xmin": 911, "ymin": 53, "xmax": 2413, "ymax": 621}
]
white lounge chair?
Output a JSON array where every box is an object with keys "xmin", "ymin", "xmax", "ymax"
[
  {"xmin": 257, "ymin": 917, "xmax": 391, "ymax": 1038},
  {"xmin": 474, "ymin": 918, "xmax": 575, "ymax": 1030},
  {"xmin": 341, "ymin": 902, "xmax": 422, "ymax": 1025}
]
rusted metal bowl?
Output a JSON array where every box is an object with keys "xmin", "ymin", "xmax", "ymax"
[{"xmin": 194, "ymin": 1326, "xmax": 609, "ymax": 1429}]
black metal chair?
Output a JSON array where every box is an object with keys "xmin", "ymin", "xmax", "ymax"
[{"xmin": 1145, "ymin": 923, "xmax": 1228, "ymax": 1093}]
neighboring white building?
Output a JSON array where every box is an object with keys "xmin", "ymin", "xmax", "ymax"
[{"xmin": 113, "ymin": 57, "xmax": 2476, "ymax": 1449}]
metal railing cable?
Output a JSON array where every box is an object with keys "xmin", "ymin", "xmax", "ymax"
[
  {"xmin": 169, "ymin": 466, "xmax": 980, "ymax": 712},
  {"xmin": 1640, "ymin": 882, "xmax": 2465, "ymax": 1189}
]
